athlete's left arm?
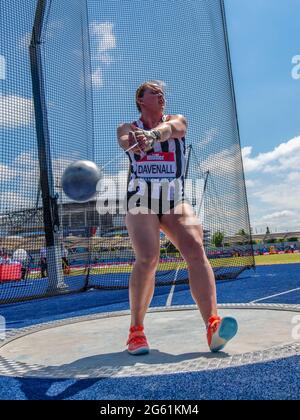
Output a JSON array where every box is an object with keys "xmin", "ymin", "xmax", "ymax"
[
  {"xmin": 155, "ymin": 114, "xmax": 187, "ymax": 142},
  {"xmin": 132, "ymin": 115, "xmax": 187, "ymax": 152}
]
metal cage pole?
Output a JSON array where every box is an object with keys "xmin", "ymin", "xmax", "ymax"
[
  {"xmin": 30, "ymin": 0, "xmax": 66, "ymax": 291},
  {"xmin": 220, "ymin": 0, "xmax": 255, "ymax": 269}
]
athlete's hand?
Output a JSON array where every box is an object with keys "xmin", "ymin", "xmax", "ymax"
[
  {"xmin": 131, "ymin": 127, "xmax": 159, "ymax": 152},
  {"xmin": 127, "ymin": 126, "xmax": 143, "ymax": 155}
]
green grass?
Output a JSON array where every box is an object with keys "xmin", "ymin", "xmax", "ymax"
[
  {"xmin": 26, "ymin": 252, "xmax": 299, "ymax": 280},
  {"xmin": 91, "ymin": 257, "xmax": 252, "ymax": 274},
  {"xmin": 254, "ymin": 253, "xmax": 300, "ymax": 265}
]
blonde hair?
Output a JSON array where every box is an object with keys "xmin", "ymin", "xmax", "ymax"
[{"xmin": 135, "ymin": 80, "xmax": 165, "ymax": 113}]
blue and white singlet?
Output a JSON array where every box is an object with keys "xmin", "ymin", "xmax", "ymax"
[{"xmin": 126, "ymin": 116, "xmax": 186, "ymax": 206}]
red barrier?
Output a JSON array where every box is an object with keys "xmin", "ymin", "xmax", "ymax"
[{"xmin": 0, "ymin": 264, "xmax": 22, "ymax": 282}]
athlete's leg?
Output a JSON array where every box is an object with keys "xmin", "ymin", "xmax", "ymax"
[
  {"xmin": 125, "ymin": 213, "xmax": 161, "ymax": 327},
  {"xmin": 159, "ymin": 202, "xmax": 217, "ymax": 324}
]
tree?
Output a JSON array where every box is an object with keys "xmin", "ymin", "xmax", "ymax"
[
  {"xmin": 236, "ymin": 229, "xmax": 250, "ymax": 244},
  {"xmin": 212, "ymin": 231, "xmax": 224, "ymax": 248}
]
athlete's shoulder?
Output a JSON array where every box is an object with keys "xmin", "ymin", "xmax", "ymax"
[
  {"xmin": 166, "ymin": 114, "xmax": 187, "ymax": 124},
  {"xmin": 117, "ymin": 122, "xmax": 132, "ymax": 130},
  {"xmin": 117, "ymin": 122, "xmax": 134, "ymax": 137}
]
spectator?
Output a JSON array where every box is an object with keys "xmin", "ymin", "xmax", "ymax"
[
  {"xmin": 40, "ymin": 247, "xmax": 47, "ymax": 278},
  {"xmin": 12, "ymin": 248, "xmax": 29, "ymax": 280},
  {"xmin": 62, "ymin": 246, "xmax": 70, "ymax": 275}
]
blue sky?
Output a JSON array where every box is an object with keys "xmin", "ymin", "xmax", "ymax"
[
  {"xmin": 226, "ymin": 0, "xmax": 300, "ymax": 151},
  {"xmin": 1, "ymin": 0, "xmax": 300, "ymax": 233},
  {"xmin": 225, "ymin": 0, "xmax": 300, "ymax": 233}
]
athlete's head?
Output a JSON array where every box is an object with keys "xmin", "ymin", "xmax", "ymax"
[{"xmin": 135, "ymin": 80, "xmax": 166, "ymax": 113}]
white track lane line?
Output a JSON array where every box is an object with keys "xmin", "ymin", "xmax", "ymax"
[
  {"xmin": 251, "ymin": 287, "xmax": 300, "ymax": 303},
  {"xmin": 166, "ymin": 267, "xmax": 181, "ymax": 307}
]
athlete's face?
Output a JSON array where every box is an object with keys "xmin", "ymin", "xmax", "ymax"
[{"xmin": 139, "ymin": 86, "xmax": 165, "ymax": 112}]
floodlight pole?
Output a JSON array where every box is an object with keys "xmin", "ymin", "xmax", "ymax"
[{"xmin": 30, "ymin": 0, "xmax": 66, "ymax": 291}]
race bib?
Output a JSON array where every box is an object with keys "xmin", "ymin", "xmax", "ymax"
[{"xmin": 136, "ymin": 152, "xmax": 176, "ymax": 179}]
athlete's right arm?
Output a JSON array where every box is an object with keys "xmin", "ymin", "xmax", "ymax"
[{"xmin": 117, "ymin": 123, "xmax": 141, "ymax": 154}]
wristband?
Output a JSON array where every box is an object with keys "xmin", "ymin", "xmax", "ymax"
[{"xmin": 150, "ymin": 130, "xmax": 161, "ymax": 141}]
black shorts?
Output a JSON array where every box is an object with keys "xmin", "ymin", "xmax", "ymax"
[{"xmin": 126, "ymin": 179, "xmax": 186, "ymax": 220}]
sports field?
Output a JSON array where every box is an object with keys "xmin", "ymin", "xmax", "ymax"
[
  {"xmin": 23, "ymin": 252, "xmax": 299, "ymax": 280},
  {"xmin": 254, "ymin": 253, "xmax": 300, "ymax": 265},
  {"xmin": 89, "ymin": 253, "xmax": 300, "ymax": 273}
]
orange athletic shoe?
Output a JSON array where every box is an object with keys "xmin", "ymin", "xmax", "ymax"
[
  {"xmin": 207, "ymin": 315, "xmax": 238, "ymax": 353},
  {"xmin": 127, "ymin": 326, "xmax": 150, "ymax": 355}
]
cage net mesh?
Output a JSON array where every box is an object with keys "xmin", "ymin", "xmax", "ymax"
[{"xmin": 0, "ymin": 0, "xmax": 254, "ymax": 304}]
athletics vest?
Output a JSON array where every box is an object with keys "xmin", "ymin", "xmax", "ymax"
[{"xmin": 126, "ymin": 116, "xmax": 186, "ymax": 198}]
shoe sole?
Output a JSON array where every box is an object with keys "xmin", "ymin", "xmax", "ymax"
[
  {"xmin": 210, "ymin": 317, "xmax": 238, "ymax": 353},
  {"xmin": 128, "ymin": 347, "xmax": 150, "ymax": 356}
]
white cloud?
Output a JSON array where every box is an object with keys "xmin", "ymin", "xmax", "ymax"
[
  {"xmin": 245, "ymin": 179, "xmax": 256, "ymax": 188},
  {"xmin": 0, "ymin": 154, "xmax": 40, "ymax": 212},
  {"xmin": 90, "ymin": 22, "xmax": 116, "ymax": 87},
  {"xmin": 15, "ymin": 152, "xmax": 37, "ymax": 167},
  {"xmin": 0, "ymin": 153, "xmax": 81, "ymax": 211},
  {"xmin": 0, "ymin": 95, "xmax": 33, "ymax": 128},
  {"xmin": 251, "ymin": 210, "xmax": 300, "ymax": 233},
  {"xmin": 196, "ymin": 128, "xmax": 219, "ymax": 151},
  {"xmin": 0, "ymin": 54, "xmax": 6, "ymax": 80},
  {"xmin": 99, "ymin": 53, "xmax": 114, "ymax": 65},
  {"xmin": 0, "ymin": 165, "xmax": 17, "ymax": 182},
  {"xmin": 91, "ymin": 68, "xmax": 104, "ymax": 88},
  {"xmin": 260, "ymin": 210, "xmax": 296, "ymax": 221},
  {"xmin": 1, "ymin": 153, "xmax": 38, "ymax": 185},
  {"xmin": 19, "ymin": 33, "xmax": 32, "ymax": 49},
  {"xmin": 243, "ymin": 135, "xmax": 300, "ymax": 232},
  {"xmin": 201, "ymin": 145, "xmax": 242, "ymax": 176},
  {"xmin": 0, "ymin": 192, "xmax": 32, "ymax": 213},
  {"xmin": 242, "ymin": 136, "xmax": 300, "ymax": 174},
  {"xmin": 287, "ymin": 172, "xmax": 300, "ymax": 183},
  {"xmin": 253, "ymin": 182, "xmax": 300, "ymax": 210},
  {"xmin": 90, "ymin": 22, "xmax": 116, "ymax": 56}
]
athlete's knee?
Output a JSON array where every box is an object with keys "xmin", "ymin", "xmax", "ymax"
[
  {"xmin": 135, "ymin": 251, "xmax": 160, "ymax": 270},
  {"xmin": 180, "ymin": 235, "xmax": 205, "ymax": 262}
]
